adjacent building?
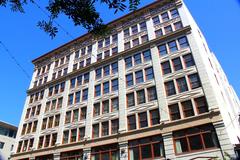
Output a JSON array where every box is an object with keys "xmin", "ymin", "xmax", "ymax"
[
  {"xmin": 12, "ymin": 0, "xmax": 240, "ymax": 159},
  {"xmin": 0, "ymin": 121, "xmax": 17, "ymax": 160}
]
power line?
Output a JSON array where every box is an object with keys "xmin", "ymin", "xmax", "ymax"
[
  {"xmin": 32, "ymin": 1, "xmax": 75, "ymax": 39},
  {"xmin": 0, "ymin": 41, "xmax": 31, "ymax": 79}
]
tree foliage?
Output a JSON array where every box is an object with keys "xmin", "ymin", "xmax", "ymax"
[{"xmin": 0, "ymin": 0, "xmax": 141, "ymax": 38}]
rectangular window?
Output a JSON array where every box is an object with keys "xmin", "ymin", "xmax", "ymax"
[
  {"xmin": 150, "ymin": 109, "xmax": 160, "ymax": 125},
  {"xmin": 103, "ymin": 65, "xmax": 110, "ymax": 76},
  {"xmin": 44, "ymin": 135, "xmax": 50, "ymax": 147},
  {"xmin": 111, "ymin": 98, "xmax": 119, "ymax": 112},
  {"xmin": 158, "ymin": 44, "xmax": 167, "ymax": 56},
  {"xmin": 81, "ymin": 48, "xmax": 86, "ymax": 56},
  {"xmin": 42, "ymin": 119, "xmax": 47, "ymax": 130},
  {"xmin": 38, "ymin": 137, "xmax": 44, "ymax": 149},
  {"xmin": 70, "ymin": 78, "xmax": 76, "ymax": 88},
  {"xmin": 132, "ymin": 38, "xmax": 139, "ymax": 47},
  {"xmin": 195, "ymin": 97, "xmax": 209, "ymax": 114},
  {"xmin": 178, "ymin": 36, "xmax": 189, "ymax": 49},
  {"xmin": 137, "ymin": 89, "xmax": 146, "ymax": 104},
  {"xmin": 124, "ymin": 42, "xmax": 131, "ymax": 50},
  {"xmin": 112, "ymin": 34, "xmax": 118, "ymax": 43},
  {"xmin": 73, "ymin": 64, "xmax": 78, "ymax": 71},
  {"xmin": 131, "ymin": 25, "xmax": 138, "ymax": 34},
  {"xmin": 145, "ymin": 67, "xmax": 154, "ymax": 80},
  {"xmin": 111, "ymin": 119, "xmax": 119, "ymax": 134},
  {"xmin": 152, "ymin": 16, "xmax": 160, "ymax": 25},
  {"xmin": 128, "ymin": 115, "xmax": 136, "ymax": 130},
  {"xmin": 79, "ymin": 61, "xmax": 84, "ymax": 67},
  {"xmin": 87, "ymin": 45, "xmax": 92, "ymax": 54},
  {"xmin": 177, "ymin": 77, "xmax": 188, "ymax": 93},
  {"xmin": 147, "ymin": 86, "xmax": 157, "ymax": 101},
  {"xmin": 125, "ymin": 57, "xmax": 132, "ymax": 68},
  {"xmin": 173, "ymin": 124, "xmax": 219, "ymax": 154},
  {"xmin": 135, "ymin": 70, "xmax": 144, "ymax": 84},
  {"xmin": 65, "ymin": 112, "xmax": 71, "ymax": 124},
  {"xmin": 169, "ymin": 104, "xmax": 181, "ymax": 120},
  {"xmin": 73, "ymin": 109, "xmax": 79, "ymax": 122},
  {"xmin": 165, "ymin": 81, "xmax": 176, "ymax": 96},
  {"xmin": 78, "ymin": 127, "xmax": 85, "ymax": 141},
  {"xmin": 103, "ymin": 82, "xmax": 110, "ymax": 94},
  {"xmin": 54, "ymin": 115, "xmax": 60, "ymax": 127},
  {"xmin": 95, "ymin": 68, "xmax": 102, "ymax": 79},
  {"xmin": 124, "ymin": 28, "xmax": 130, "ymax": 37},
  {"xmin": 104, "ymin": 50, "xmax": 110, "ymax": 58},
  {"xmin": 140, "ymin": 21, "xmax": 147, "ymax": 31},
  {"xmin": 172, "ymin": 57, "xmax": 183, "ymax": 71},
  {"xmin": 93, "ymin": 103, "xmax": 100, "ymax": 117},
  {"xmin": 134, "ymin": 53, "xmax": 142, "ymax": 65},
  {"xmin": 70, "ymin": 129, "xmax": 77, "ymax": 142},
  {"xmin": 95, "ymin": 85, "xmax": 101, "ymax": 97},
  {"xmin": 60, "ymin": 82, "xmax": 65, "ymax": 92},
  {"xmin": 63, "ymin": 131, "xmax": 69, "ymax": 144},
  {"xmin": 183, "ymin": 54, "xmax": 195, "ymax": 67},
  {"xmin": 128, "ymin": 135, "xmax": 165, "ymax": 159},
  {"xmin": 102, "ymin": 100, "xmax": 109, "ymax": 114},
  {"xmin": 84, "ymin": 73, "xmax": 89, "ymax": 83},
  {"xmin": 164, "ymin": 25, "xmax": 172, "ymax": 34},
  {"xmin": 161, "ymin": 61, "xmax": 172, "ymax": 75},
  {"xmin": 168, "ymin": 40, "xmax": 178, "ymax": 52},
  {"xmin": 155, "ymin": 29, "xmax": 163, "ymax": 37},
  {"xmin": 97, "ymin": 53, "xmax": 102, "ymax": 61},
  {"xmin": 111, "ymin": 62, "xmax": 118, "ymax": 74},
  {"xmin": 63, "ymin": 68, "xmax": 68, "ymax": 76},
  {"xmin": 76, "ymin": 76, "xmax": 82, "ymax": 86},
  {"xmin": 48, "ymin": 117, "xmax": 53, "ymax": 128},
  {"xmin": 92, "ymin": 124, "xmax": 99, "ymax": 138},
  {"xmin": 57, "ymin": 97, "xmax": 63, "ymax": 109},
  {"xmin": 80, "ymin": 107, "xmax": 87, "ymax": 120},
  {"xmin": 139, "ymin": 112, "xmax": 148, "ymax": 128},
  {"xmin": 141, "ymin": 35, "xmax": 148, "ymax": 43},
  {"xmin": 143, "ymin": 50, "xmax": 151, "ymax": 62},
  {"xmin": 102, "ymin": 121, "xmax": 109, "ymax": 136},
  {"xmin": 188, "ymin": 74, "xmax": 201, "ymax": 89},
  {"xmin": 161, "ymin": 12, "xmax": 169, "ymax": 22},
  {"xmin": 112, "ymin": 47, "xmax": 118, "ymax": 55},
  {"xmin": 181, "ymin": 100, "xmax": 194, "ymax": 118},
  {"xmin": 98, "ymin": 40, "xmax": 103, "ymax": 48},
  {"xmin": 174, "ymin": 21, "xmax": 183, "ymax": 30},
  {"xmin": 105, "ymin": 37, "xmax": 110, "ymax": 46},
  {"xmin": 51, "ymin": 133, "xmax": 57, "ymax": 146},
  {"xmin": 82, "ymin": 89, "xmax": 88, "ymax": 101},
  {"xmin": 68, "ymin": 94, "xmax": 74, "ymax": 105},
  {"xmin": 170, "ymin": 9, "xmax": 179, "ymax": 18},
  {"xmin": 126, "ymin": 73, "xmax": 134, "ymax": 87},
  {"xmin": 86, "ymin": 58, "xmax": 91, "ymax": 65},
  {"xmin": 111, "ymin": 79, "xmax": 118, "ymax": 92},
  {"xmin": 127, "ymin": 93, "xmax": 135, "ymax": 107}
]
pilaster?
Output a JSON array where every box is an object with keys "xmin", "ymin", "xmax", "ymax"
[
  {"xmin": 162, "ymin": 132, "xmax": 175, "ymax": 160},
  {"xmin": 118, "ymin": 57, "xmax": 127, "ymax": 133},
  {"xmin": 150, "ymin": 45, "xmax": 169, "ymax": 122},
  {"xmin": 119, "ymin": 141, "xmax": 128, "ymax": 160}
]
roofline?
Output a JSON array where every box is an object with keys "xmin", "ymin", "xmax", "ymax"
[
  {"xmin": 0, "ymin": 120, "xmax": 18, "ymax": 131},
  {"xmin": 32, "ymin": 0, "xmax": 180, "ymax": 64}
]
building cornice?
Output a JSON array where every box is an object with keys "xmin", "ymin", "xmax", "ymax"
[
  {"xmin": 27, "ymin": 25, "xmax": 191, "ymax": 94},
  {"xmin": 31, "ymin": 0, "xmax": 183, "ymax": 65}
]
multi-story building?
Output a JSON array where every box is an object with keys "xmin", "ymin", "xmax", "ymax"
[
  {"xmin": 12, "ymin": 0, "xmax": 240, "ymax": 159},
  {"xmin": 0, "ymin": 121, "xmax": 17, "ymax": 160}
]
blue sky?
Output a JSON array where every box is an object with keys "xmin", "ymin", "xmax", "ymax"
[{"xmin": 0, "ymin": 0, "xmax": 239, "ymax": 126}]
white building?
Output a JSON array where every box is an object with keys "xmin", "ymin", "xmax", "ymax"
[
  {"xmin": 0, "ymin": 121, "xmax": 17, "ymax": 160},
  {"xmin": 12, "ymin": 0, "xmax": 240, "ymax": 159}
]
